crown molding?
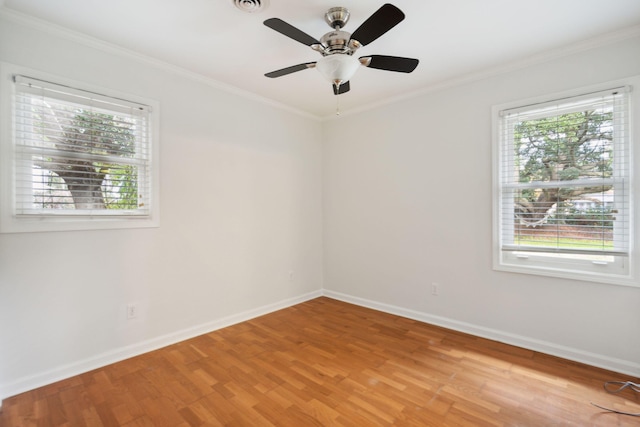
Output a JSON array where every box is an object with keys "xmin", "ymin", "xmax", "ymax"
[
  {"xmin": 0, "ymin": 6, "xmax": 321, "ymax": 121},
  {"xmin": 2, "ymin": 6, "xmax": 638, "ymax": 123},
  {"xmin": 323, "ymin": 24, "xmax": 640, "ymax": 121}
]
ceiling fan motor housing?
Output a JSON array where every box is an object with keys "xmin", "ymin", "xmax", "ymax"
[{"xmin": 320, "ymin": 30, "xmax": 353, "ymax": 54}]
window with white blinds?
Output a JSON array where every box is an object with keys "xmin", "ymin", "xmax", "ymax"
[
  {"xmin": 493, "ymin": 83, "xmax": 634, "ymax": 284},
  {"xmin": 0, "ymin": 66, "xmax": 159, "ymax": 232}
]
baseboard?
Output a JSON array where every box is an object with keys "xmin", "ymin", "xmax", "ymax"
[
  {"xmin": 322, "ymin": 289, "xmax": 640, "ymax": 378},
  {"xmin": 3, "ymin": 287, "xmax": 636, "ymax": 407},
  {"xmin": 0, "ymin": 290, "xmax": 323, "ymax": 403}
]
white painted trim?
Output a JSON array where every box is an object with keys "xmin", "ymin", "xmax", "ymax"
[
  {"xmin": 0, "ymin": 62, "xmax": 162, "ymax": 233},
  {"xmin": 0, "ymin": 7, "xmax": 320, "ymax": 122},
  {"xmin": 2, "ymin": 287, "xmax": 638, "ymax": 406},
  {"xmin": 322, "ymin": 25, "xmax": 640, "ymax": 121},
  {"xmin": 0, "ymin": 290, "xmax": 322, "ymax": 403},
  {"xmin": 491, "ymin": 75, "xmax": 640, "ymax": 287},
  {"xmin": 2, "ymin": 6, "xmax": 639, "ymax": 123},
  {"xmin": 322, "ymin": 289, "xmax": 640, "ymax": 378}
]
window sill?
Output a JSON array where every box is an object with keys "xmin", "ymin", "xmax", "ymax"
[
  {"xmin": 494, "ymin": 257, "xmax": 637, "ymax": 287},
  {"xmin": 0, "ymin": 214, "xmax": 160, "ymax": 233}
]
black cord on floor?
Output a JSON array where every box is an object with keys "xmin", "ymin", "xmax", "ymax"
[{"xmin": 590, "ymin": 381, "xmax": 640, "ymax": 416}]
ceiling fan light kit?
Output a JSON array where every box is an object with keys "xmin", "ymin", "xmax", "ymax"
[
  {"xmin": 263, "ymin": 3, "xmax": 419, "ymax": 98},
  {"xmin": 315, "ymin": 54, "xmax": 361, "ymax": 87}
]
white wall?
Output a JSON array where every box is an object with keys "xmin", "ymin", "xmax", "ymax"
[
  {"xmin": 1, "ymin": 9, "xmax": 639, "ymax": 405},
  {"xmin": 323, "ymin": 35, "xmax": 640, "ymax": 376},
  {"xmin": 0, "ymin": 14, "xmax": 323, "ymax": 400}
]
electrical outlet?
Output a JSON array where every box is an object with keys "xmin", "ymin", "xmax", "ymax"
[
  {"xmin": 431, "ymin": 283, "xmax": 440, "ymax": 296},
  {"xmin": 127, "ymin": 303, "xmax": 138, "ymax": 319}
]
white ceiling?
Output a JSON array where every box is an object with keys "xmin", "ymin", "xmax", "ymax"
[{"xmin": 3, "ymin": 0, "xmax": 640, "ymax": 118}]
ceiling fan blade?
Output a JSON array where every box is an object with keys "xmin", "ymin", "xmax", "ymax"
[
  {"xmin": 349, "ymin": 4, "xmax": 405, "ymax": 47},
  {"xmin": 333, "ymin": 81, "xmax": 351, "ymax": 95},
  {"xmin": 264, "ymin": 18, "xmax": 321, "ymax": 47},
  {"xmin": 360, "ymin": 55, "xmax": 419, "ymax": 73},
  {"xmin": 265, "ymin": 62, "xmax": 316, "ymax": 78}
]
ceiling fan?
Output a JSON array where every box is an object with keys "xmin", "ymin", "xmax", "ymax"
[{"xmin": 263, "ymin": 3, "xmax": 419, "ymax": 96}]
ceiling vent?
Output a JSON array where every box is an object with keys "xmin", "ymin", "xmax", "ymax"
[{"xmin": 233, "ymin": 0, "xmax": 268, "ymax": 13}]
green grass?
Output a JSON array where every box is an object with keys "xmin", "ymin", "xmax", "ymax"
[{"xmin": 515, "ymin": 236, "xmax": 613, "ymax": 249}]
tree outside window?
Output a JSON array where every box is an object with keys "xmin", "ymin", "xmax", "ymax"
[{"xmin": 494, "ymin": 85, "xmax": 632, "ymax": 284}]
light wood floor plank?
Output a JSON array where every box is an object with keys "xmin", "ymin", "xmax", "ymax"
[{"xmin": 1, "ymin": 297, "xmax": 639, "ymax": 426}]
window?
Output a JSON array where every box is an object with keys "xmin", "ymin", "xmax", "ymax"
[
  {"xmin": 493, "ymin": 81, "xmax": 636, "ymax": 285},
  {"xmin": 0, "ymin": 65, "xmax": 159, "ymax": 232}
]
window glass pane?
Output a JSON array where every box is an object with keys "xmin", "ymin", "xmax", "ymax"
[
  {"xmin": 513, "ymin": 109, "xmax": 613, "ymax": 184},
  {"xmin": 510, "ymin": 186, "xmax": 615, "ymax": 252},
  {"xmin": 493, "ymin": 82, "xmax": 634, "ymax": 284},
  {"xmin": 14, "ymin": 76, "xmax": 150, "ymax": 215},
  {"xmin": 500, "ymin": 90, "xmax": 627, "ymax": 256}
]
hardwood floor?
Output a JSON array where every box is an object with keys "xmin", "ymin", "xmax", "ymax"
[{"xmin": 1, "ymin": 297, "xmax": 638, "ymax": 426}]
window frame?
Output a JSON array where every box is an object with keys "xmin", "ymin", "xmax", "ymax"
[
  {"xmin": 492, "ymin": 78, "xmax": 638, "ymax": 287},
  {"xmin": 0, "ymin": 62, "xmax": 160, "ymax": 233}
]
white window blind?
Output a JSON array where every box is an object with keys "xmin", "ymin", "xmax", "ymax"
[
  {"xmin": 495, "ymin": 85, "xmax": 632, "ymax": 282},
  {"xmin": 12, "ymin": 75, "xmax": 152, "ymax": 217}
]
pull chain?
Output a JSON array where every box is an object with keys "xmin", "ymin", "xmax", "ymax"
[{"xmin": 334, "ymin": 82, "xmax": 341, "ymax": 116}]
